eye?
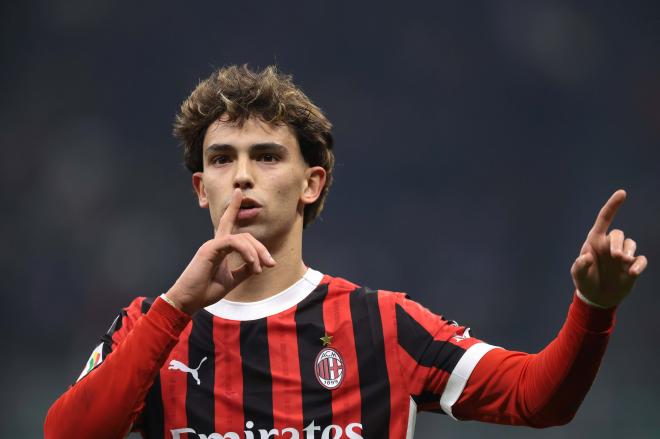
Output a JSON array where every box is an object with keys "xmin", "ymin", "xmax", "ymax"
[
  {"xmin": 259, "ymin": 153, "xmax": 279, "ymax": 163},
  {"xmin": 211, "ymin": 155, "xmax": 231, "ymax": 165}
]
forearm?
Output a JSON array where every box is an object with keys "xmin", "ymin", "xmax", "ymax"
[
  {"xmin": 453, "ymin": 292, "xmax": 616, "ymax": 427},
  {"xmin": 44, "ymin": 297, "xmax": 190, "ymax": 439}
]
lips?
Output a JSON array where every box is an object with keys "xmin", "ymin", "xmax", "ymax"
[
  {"xmin": 237, "ymin": 197, "xmax": 262, "ymax": 221},
  {"xmin": 239, "ymin": 198, "xmax": 262, "ymax": 209}
]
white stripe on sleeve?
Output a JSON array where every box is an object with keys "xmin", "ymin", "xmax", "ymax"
[
  {"xmin": 440, "ymin": 342, "xmax": 499, "ymax": 419},
  {"xmin": 406, "ymin": 396, "xmax": 417, "ymax": 438}
]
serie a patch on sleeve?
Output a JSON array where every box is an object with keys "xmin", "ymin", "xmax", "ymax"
[{"xmin": 77, "ymin": 343, "xmax": 104, "ymax": 382}]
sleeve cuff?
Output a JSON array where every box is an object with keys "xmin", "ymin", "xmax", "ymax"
[
  {"xmin": 569, "ymin": 291, "xmax": 616, "ymax": 334},
  {"xmin": 146, "ymin": 296, "xmax": 191, "ymax": 336}
]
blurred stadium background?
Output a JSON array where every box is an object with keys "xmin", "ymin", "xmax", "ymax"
[{"xmin": 2, "ymin": 1, "xmax": 659, "ymax": 437}]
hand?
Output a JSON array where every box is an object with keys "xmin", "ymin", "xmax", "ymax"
[
  {"xmin": 165, "ymin": 188, "xmax": 276, "ymax": 315},
  {"xmin": 571, "ymin": 189, "xmax": 648, "ymax": 308}
]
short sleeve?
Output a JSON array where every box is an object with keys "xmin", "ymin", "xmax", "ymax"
[{"xmin": 393, "ymin": 295, "xmax": 498, "ymax": 417}]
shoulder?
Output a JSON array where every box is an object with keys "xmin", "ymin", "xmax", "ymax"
[
  {"xmin": 320, "ymin": 272, "xmax": 409, "ymax": 306},
  {"xmin": 114, "ymin": 296, "xmax": 159, "ymax": 330},
  {"xmin": 122, "ymin": 295, "xmax": 158, "ymax": 315}
]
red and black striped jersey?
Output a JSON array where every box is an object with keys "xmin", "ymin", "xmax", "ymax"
[{"xmin": 45, "ymin": 268, "xmax": 617, "ymax": 439}]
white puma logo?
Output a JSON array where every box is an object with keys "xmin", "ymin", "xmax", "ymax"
[
  {"xmin": 452, "ymin": 327, "xmax": 472, "ymax": 343},
  {"xmin": 168, "ymin": 357, "xmax": 208, "ymax": 385}
]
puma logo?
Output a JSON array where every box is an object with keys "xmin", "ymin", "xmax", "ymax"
[
  {"xmin": 168, "ymin": 357, "xmax": 208, "ymax": 385},
  {"xmin": 452, "ymin": 327, "xmax": 471, "ymax": 343}
]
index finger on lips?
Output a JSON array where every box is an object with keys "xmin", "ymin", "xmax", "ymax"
[
  {"xmin": 590, "ymin": 189, "xmax": 626, "ymax": 236},
  {"xmin": 216, "ymin": 188, "xmax": 242, "ymax": 237}
]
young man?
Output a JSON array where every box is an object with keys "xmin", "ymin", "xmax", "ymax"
[{"xmin": 45, "ymin": 65, "xmax": 648, "ymax": 439}]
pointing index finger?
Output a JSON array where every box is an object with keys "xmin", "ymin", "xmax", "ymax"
[
  {"xmin": 216, "ymin": 188, "xmax": 242, "ymax": 237},
  {"xmin": 590, "ymin": 189, "xmax": 626, "ymax": 235}
]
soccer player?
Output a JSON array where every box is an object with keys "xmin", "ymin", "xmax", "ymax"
[{"xmin": 45, "ymin": 65, "xmax": 648, "ymax": 439}]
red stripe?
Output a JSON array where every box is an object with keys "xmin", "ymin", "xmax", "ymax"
[
  {"xmin": 162, "ymin": 323, "xmax": 191, "ymax": 437},
  {"xmin": 214, "ymin": 318, "xmax": 244, "ymax": 434},
  {"xmin": 268, "ymin": 307, "xmax": 304, "ymax": 432},
  {"xmin": 322, "ymin": 281, "xmax": 362, "ymax": 428}
]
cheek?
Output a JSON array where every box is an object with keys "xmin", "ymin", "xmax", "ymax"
[{"xmin": 268, "ymin": 173, "xmax": 303, "ymax": 209}]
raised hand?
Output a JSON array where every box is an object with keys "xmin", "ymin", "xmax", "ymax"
[
  {"xmin": 571, "ymin": 190, "xmax": 648, "ymax": 308},
  {"xmin": 165, "ymin": 188, "xmax": 276, "ymax": 315}
]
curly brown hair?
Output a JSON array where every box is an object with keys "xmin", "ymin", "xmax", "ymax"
[{"xmin": 173, "ymin": 64, "xmax": 334, "ymax": 228}]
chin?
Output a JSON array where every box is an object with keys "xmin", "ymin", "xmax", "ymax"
[{"xmin": 236, "ymin": 222, "xmax": 268, "ymax": 240}]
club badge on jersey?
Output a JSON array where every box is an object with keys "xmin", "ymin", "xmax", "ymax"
[
  {"xmin": 77, "ymin": 343, "xmax": 104, "ymax": 382},
  {"xmin": 315, "ymin": 347, "xmax": 345, "ymax": 389}
]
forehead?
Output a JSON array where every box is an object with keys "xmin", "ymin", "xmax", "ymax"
[{"xmin": 202, "ymin": 115, "xmax": 299, "ymax": 153}]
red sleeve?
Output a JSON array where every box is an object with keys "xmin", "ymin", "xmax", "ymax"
[
  {"xmin": 44, "ymin": 296, "xmax": 191, "ymax": 439},
  {"xmin": 392, "ymin": 294, "xmax": 490, "ymax": 413},
  {"xmin": 452, "ymin": 292, "xmax": 616, "ymax": 427}
]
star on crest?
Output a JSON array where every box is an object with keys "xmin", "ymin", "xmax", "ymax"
[{"xmin": 320, "ymin": 334, "xmax": 333, "ymax": 346}]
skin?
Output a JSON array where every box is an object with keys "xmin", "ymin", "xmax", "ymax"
[
  {"xmin": 571, "ymin": 189, "xmax": 648, "ymax": 308},
  {"xmin": 165, "ymin": 115, "xmax": 325, "ymax": 314},
  {"xmin": 166, "ymin": 117, "xmax": 647, "ymax": 315}
]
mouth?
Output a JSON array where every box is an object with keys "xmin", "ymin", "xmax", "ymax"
[
  {"xmin": 237, "ymin": 197, "xmax": 262, "ymax": 221},
  {"xmin": 239, "ymin": 198, "xmax": 262, "ymax": 210}
]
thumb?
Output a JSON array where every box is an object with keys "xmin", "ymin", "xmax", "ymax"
[
  {"xmin": 230, "ymin": 263, "xmax": 254, "ymax": 286},
  {"xmin": 571, "ymin": 252, "xmax": 594, "ymax": 283}
]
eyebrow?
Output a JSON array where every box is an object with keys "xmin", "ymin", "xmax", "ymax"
[{"xmin": 205, "ymin": 142, "xmax": 289, "ymax": 157}]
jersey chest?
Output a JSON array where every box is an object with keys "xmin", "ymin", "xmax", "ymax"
[{"xmin": 154, "ymin": 310, "xmax": 391, "ymax": 437}]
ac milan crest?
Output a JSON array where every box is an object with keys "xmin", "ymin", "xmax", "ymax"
[{"xmin": 315, "ymin": 347, "xmax": 345, "ymax": 389}]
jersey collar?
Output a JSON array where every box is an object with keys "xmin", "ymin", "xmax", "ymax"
[{"xmin": 204, "ymin": 267, "xmax": 324, "ymax": 321}]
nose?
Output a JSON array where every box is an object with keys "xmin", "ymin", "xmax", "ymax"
[{"xmin": 232, "ymin": 156, "xmax": 254, "ymax": 190}]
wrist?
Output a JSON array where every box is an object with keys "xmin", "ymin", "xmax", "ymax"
[
  {"xmin": 575, "ymin": 289, "xmax": 617, "ymax": 310},
  {"xmin": 164, "ymin": 288, "xmax": 201, "ymax": 316}
]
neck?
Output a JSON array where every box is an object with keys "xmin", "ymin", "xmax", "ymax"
[{"xmin": 223, "ymin": 223, "xmax": 306, "ymax": 303}]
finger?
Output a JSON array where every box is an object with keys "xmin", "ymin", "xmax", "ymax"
[
  {"xmin": 623, "ymin": 238, "xmax": 637, "ymax": 258},
  {"xmin": 590, "ymin": 189, "xmax": 626, "ymax": 236},
  {"xmin": 628, "ymin": 255, "xmax": 648, "ymax": 277},
  {"xmin": 236, "ymin": 234, "xmax": 263, "ymax": 274},
  {"xmin": 230, "ymin": 262, "xmax": 254, "ymax": 286},
  {"xmin": 234, "ymin": 234, "xmax": 261, "ymax": 273},
  {"xmin": 608, "ymin": 229, "xmax": 627, "ymax": 260},
  {"xmin": 571, "ymin": 252, "xmax": 594, "ymax": 281},
  {"xmin": 242, "ymin": 233, "xmax": 276, "ymax": 267},
  {"xmin": 216, "ymin": 188, "xmax": 243, "ymax": 237},
  {"xmin": 571, "ymin": 253, "xmax": 595, "ymax": 286},
  {"xmin": 210, "ymin": 235, "xmax": 260, "ymax": 273},
  {"xmin": 578, "ymin": 240, "xmax": 592, "ymax": 256}
]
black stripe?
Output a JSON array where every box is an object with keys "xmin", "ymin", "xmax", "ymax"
[
  {"xmin": 106, "ymin": 309, "xmax": 127, "ymax": 337},
  {"xmin": 411, "ymin": 390, "xmax": 447, "ymax": 415},
  {"xmin": 185, "ymin": 310, "xmax": 215, "ymax": 435},
  {"xmin": 100, "ymin": 307, "xmax": 129, "ymax": 357},
  {"xmin": 350, "ymin": 287, "xmax": 390, "ymax": 438},
  {"xmin": 141, "ymin": 296, "xmax": 155, "ymax": 314},
  {"xmin": 140, "ymin": 373, "xmax": 166, "ymax": 437},
  {"xmin": 295, "ymin": 283, "xmax": 332, "ymax": 429},
  {"xmin": 240, "ymin": 318, "xmax": 274, "ymax": 430},
  {"xmin": 396, "ymin": 304, "xmax": 465, "ymax": 372}
]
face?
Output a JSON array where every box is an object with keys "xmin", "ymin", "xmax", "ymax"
[{"xmin": 193, "ymin": 115, "xmax": 325, "ymax": 245}]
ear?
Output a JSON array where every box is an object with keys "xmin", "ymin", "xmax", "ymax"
[
  {"xmin": 192, "ymin": 172, "xmax": 209, "ymax": 208},
  {"xmin": 301, "ymin": 166, "xmax": 326, "ymax": 205}
]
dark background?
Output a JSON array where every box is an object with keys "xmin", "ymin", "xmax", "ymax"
[{"xmin": 2, "ymin": 1, "xmax": 659, "ymax": 437}]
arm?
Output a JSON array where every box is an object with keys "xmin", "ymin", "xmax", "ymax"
[
  {"xmin": 399, "ymin": 190, "xmax": 647, "ymax": 426},
  {"xmin": 453, "ymin": 190, "xmax": 647, "ymax": 426},
  {"xmin": 45, "ymin": 188, "xmax": 275, "ymax": 438},
  {"xmin": 44, "ymin": 297, "xmax": 190, "ymax": 439},
  {"xmin": 452, "ymin": 292, "xmax": 615, "ymax": 427}
]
